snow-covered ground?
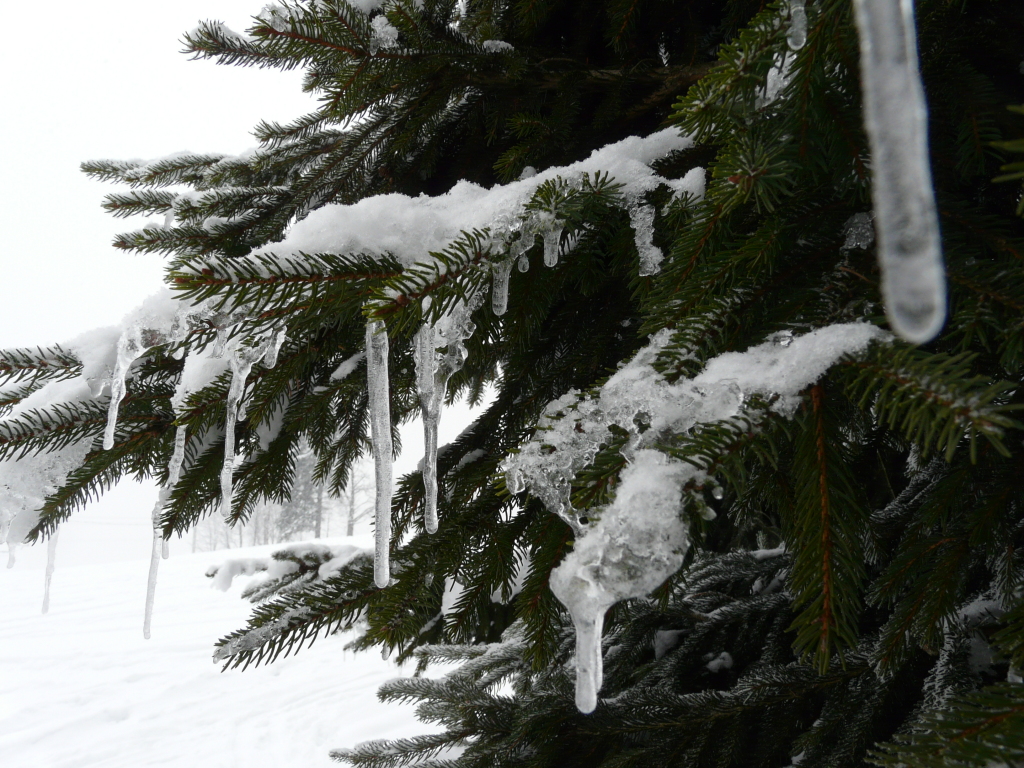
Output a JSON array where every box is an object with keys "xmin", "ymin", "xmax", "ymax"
[{"xmin": 0, "ymin": 538, "xmax": 425, "ymax": 768}]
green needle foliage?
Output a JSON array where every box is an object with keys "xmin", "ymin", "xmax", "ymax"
[{"xmin": 3, "ymin": 1, "xmax": 1024, "ymax": 766}]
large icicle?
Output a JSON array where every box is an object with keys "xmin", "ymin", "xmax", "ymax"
[
  {"xmin": 852, "ymin": 0, "xmax": 945, "ymax": 343},
  {"xmin": 41, "ymin": 529, "xmax": 59, "ymax": 614},
  {"xmin": 143, "ymin": 489, "xmax": 169, "ymax": 639},
  {"xmin": 366, "ymin": 320, "xmax": 393, "ymax": 588}
]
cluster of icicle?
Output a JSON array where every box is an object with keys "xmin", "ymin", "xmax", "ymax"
[
  {"xmin": 102, "ymin": 302, "xmax": 286, "ymax": 638},
  {"xmin": 361, "ymin": 154, "xmax": 698, "ymax": 587},
  {"xmin": 365, "ymin": 292, "xmax": 483, "ymax": 589}
]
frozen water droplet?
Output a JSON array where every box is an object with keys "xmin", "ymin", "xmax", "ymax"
[
  {"xmin": 771, "ymin": 330, "xmax": 794, "ymax": 347},
  {"xmin": 543, "ymin": 227, "xmax": 562, "ymax": 268},
  {"xmin": 424, "ymin": 572, "xmax": 434, "ymax": 588},
  {"xmin": 787, "ymin": 0, "xmax": 807, "ymax": 50},
  {"xmin": 517, "ymin": 255, "xmax": 530, "ymax": 272},
  {"xmin": 711, "ymin": 486, "xmax": 724, "ymax": 500}
]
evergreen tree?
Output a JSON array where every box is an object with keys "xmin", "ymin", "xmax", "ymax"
[{"xmin": 1, "ymin": 1, "xmax": 1024, "ymax": 766}]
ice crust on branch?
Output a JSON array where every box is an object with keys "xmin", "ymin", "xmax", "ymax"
[
  {"xmin": 248, "ymin": 129, "xmax": 702, "ymax": 277},
  {"xmin": 506, "ymin": 323, "xmax": 887, "ymax": 711},
  {"xmin": 852, "ymin": 0, "xmax": 945, "ymax": 343}
]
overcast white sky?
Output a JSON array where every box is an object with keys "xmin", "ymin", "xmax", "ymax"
[
  {"xmin": 0, "ymin": 1, "xmax": 477, "ymax": 571},
  {"xmin": 0, "ymin": 0, "xmax": 315, "ymax": 568}
]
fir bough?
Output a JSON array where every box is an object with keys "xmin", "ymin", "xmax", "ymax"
[{"xmin": 2, "ymin": 1, "xmax": 1023, "ymax": 767}]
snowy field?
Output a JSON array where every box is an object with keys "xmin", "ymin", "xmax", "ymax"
[{"xmin": 0, "ymin": 538, "xmax": 425, "ymax": 768}]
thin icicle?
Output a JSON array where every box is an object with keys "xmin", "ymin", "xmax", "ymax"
[
  {"xmin": 103, "ymin": 329, "xmax": 148, "ymax": 450},
  {"xmin": 491, "ymin": 259, "xmax": 514, "ymax": 317},
  {"xmin": 41, "ymin": 529, "xmax": 59, "ymax": 615},
  {"xmin": 143, "ymin": 489, "xmax": 168, "ymax": 639},
  {"xmin": 366, "ymin": 320, "xmax": 393, "ymax": 588},
  {"xmin": 787, "ymin": 0, "xmax": 807, "ymax": 50},
  {"xmin": 220, "ymin": 333, "xmax": 278, "ymax": 518},
  {"xmin": 414, "ymin": 323, "xmax": 440, "ymax": 534},
  {"xmin": 852, "ymin": 0, "xmax": 945, "ymax": 343},
  {"xmin": 411, "ymin": 298, "xmax": 482, "ymax": 538}
]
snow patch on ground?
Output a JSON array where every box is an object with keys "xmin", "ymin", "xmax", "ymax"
[{"xmin": 0, "ymin": 538, "xmax": 425, "ymax": 767}]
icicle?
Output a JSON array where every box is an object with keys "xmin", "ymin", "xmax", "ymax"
[
  {"xmin": 414, "ymin": 323, "xmax": 441, "ymax": 534},
  {"xmin": 787, "ymin": 0, "xmax": 807, "ymax": 50},
  {"xmin": 491, "ymin": 259, "xmax": 514, "ymax": 317},
  {"xmin": 542, "ymin": 227, "xmax": 562, "ymax": 268},
  {"xmin": 366, "ymin": 320, "xmax": 393, "ymax": 588},
  {"xmin": 629, "ymin": 203, "xmax": 664, "ymax": 276},
  {"xmin": 852, "ymin": 0, "xmax": 945, "ymax": 343},
  {"xmin": 103, "ymin": 329, "xmax": 147, "ymax": 450},
  {"xmin": 41, "ymin": 529, "xmax": 59, "ymax": 615},
  {"xmin": 143, "ymin": 489, "xmax": 168, "ymax": 639},
  {"xmin": 219, "ymin": 342, "xmax": 262, "ymax": 517}
]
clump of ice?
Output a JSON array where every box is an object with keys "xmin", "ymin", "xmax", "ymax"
[
  {"xmin": 550, "ymin": 449, "xmax": 692, "ymax": 713},
  {"xmin": 507, "ymin": 323, "xmax": 888, "ymax": 711},
  {"xmin": 482, "ymin": 39, "xmax": 514, "ymax": 54},
  {"xmin": 369, "ymin": 15, "xmax": 399, "ymax": 53}
]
